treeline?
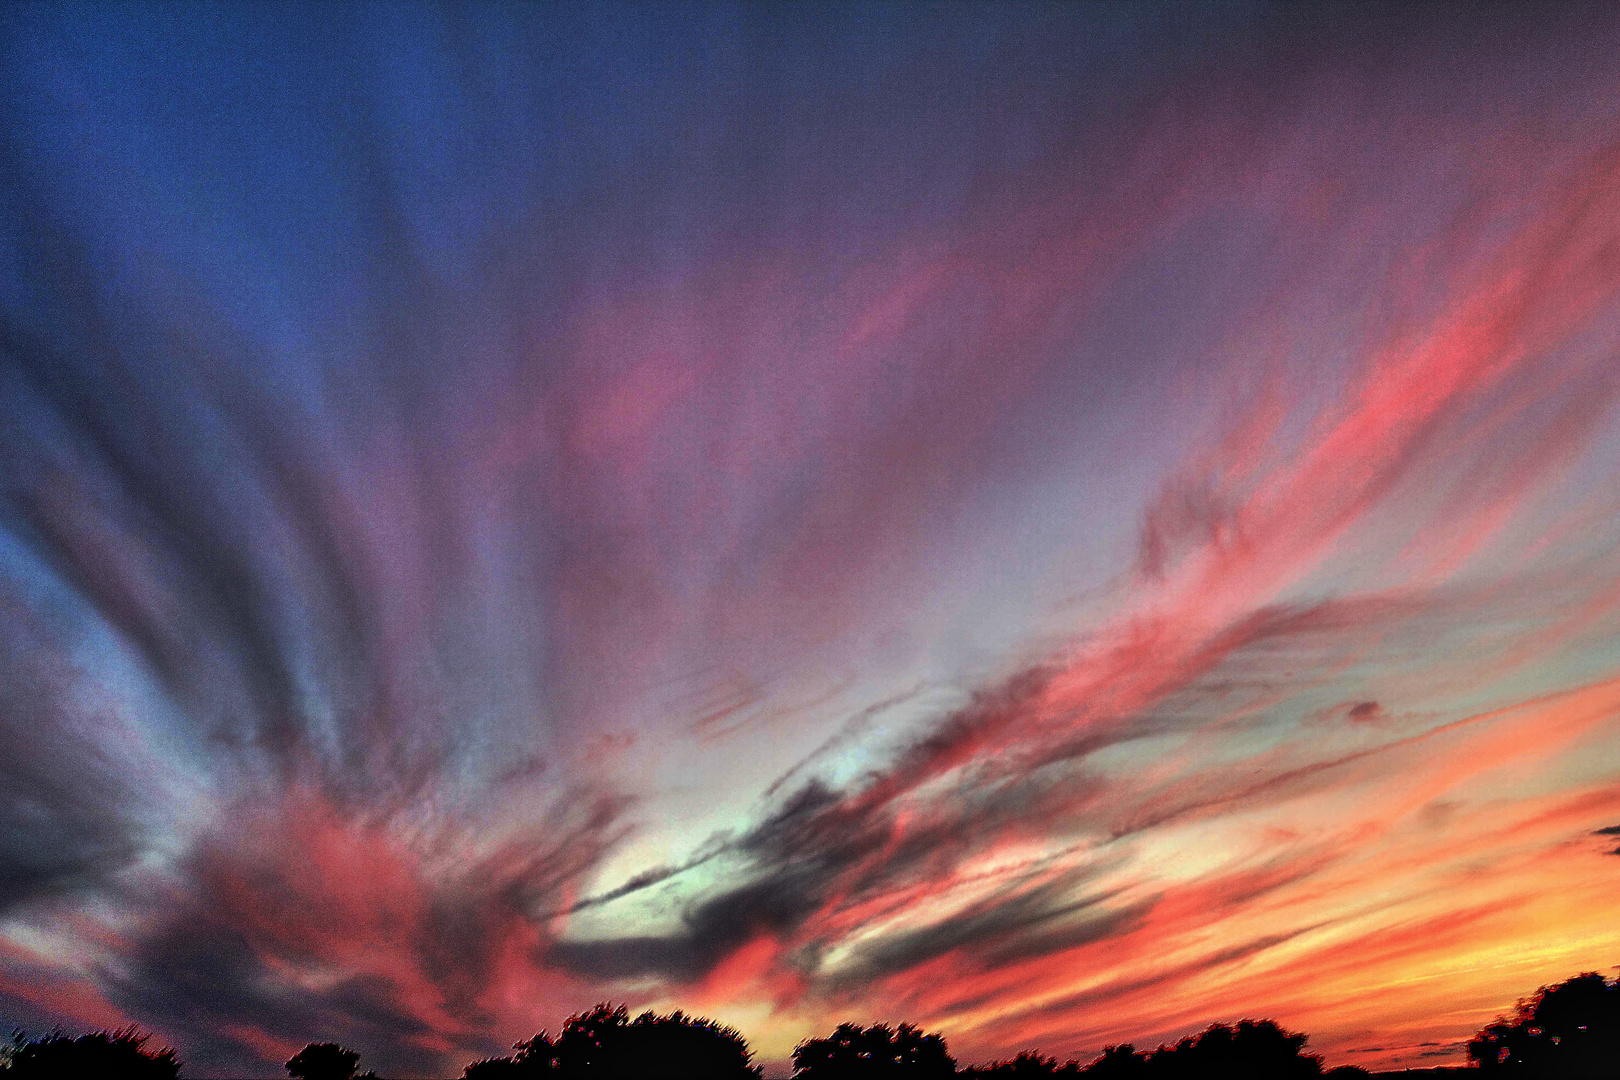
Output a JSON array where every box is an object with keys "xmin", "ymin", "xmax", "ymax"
[{"xmin": 5, "ymin": 966, "xmax": 1619, "ymax": 1077}]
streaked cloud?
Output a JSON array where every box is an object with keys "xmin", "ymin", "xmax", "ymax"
[{"xmin": 3, "ymin": 4, "xmax": 1620, "ymax": 1076}]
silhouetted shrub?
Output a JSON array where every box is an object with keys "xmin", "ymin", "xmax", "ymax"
[
  {"xmin": 3, "ymin": 1026, "xmax": 181, "ymax": 1078},
  {"xmin": 287, "ymin": 1041, "xmax": 364, "ymax": 1080},
  {"xmin": 1046, "ymin": 1021, "xmax": 1322, "ymax": 1077},
  {"xmin": 1136, "ymin": 1020, "xmax": 1322, "ymax": 1077},
  {"xmin": 463, "ymin": 1055, "xmax": 537, "ymax": 1078},
  {"xmin": 1468, "ymin": 970, "xmax": 1620, "ymax": 1078},
  {"xmin": 464, "ymin": 1004, "xmax": 759, "ymax": 1079},
  {"xmin": 960, "ymin": 1048, "xmax": 1082, "ymax": 1076},
  {"xmin": 1078, "ymin": 1044, "xmax": 1147, "ymax": 1078},
  {"xmin": 464, "ymin": 1033, "xmax": 556, "ymax": 1077},
  {"xmin": 792, "ymin": 1022, "xmax": 956, "ymax": 1078}
]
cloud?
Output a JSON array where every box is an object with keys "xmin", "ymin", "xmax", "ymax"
[
  {"xmin": 5, "ymin": 6, "xmax": 1620, "ymax": 1076},
  {"xmin": 547, "ymin": 563, "xmax": 1620, "ymax": 1019},
  {"xmin": 0, "ymin": 785, "xmax": 634, "ymax": 1077},
  {"xmin": 290, "ymin": 82, "xmax": 1620, "ymax": 1077},
  {"xmin": 838, "ymin": 879, "xmax": 1146, "ymax": 984},
  {"xmin": 0, "ymin": 596, "xmax": 142, "ymax": 915}
]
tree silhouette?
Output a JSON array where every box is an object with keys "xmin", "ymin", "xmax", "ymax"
[
  {"xmin": 3, "ymin": 1026, "xmax": 180, "ymax": 1078},
  {"xmin": 792, "ymin": 1022, "xmax": 956, "ymax": 1078},
  {"xmin": 1137, "ymin": 1020, "xmax": 1323, "ymax": 1077},
  {"xmin": 960, "ymin": 1049, "xmax": 1082, "ymax": 1076},
  {"xmin": 464, "ymin": 1033, "xmax": 556, "ymax": 1077},
  {"xmin": 977, "ymin": 1021, "xmax": 1326, "ymax": 1078},
  {"xmin": 463, "ymin": 1004, "xmax": 760, "ymax": 1079},
  {"xmin": 1468, "ymin": 970, "xmax": 1620, "ymax": 1078},
  {"xmin": 1078, "ymin": 1044, "xmax": 1147, "ymax": 1078},
  {"xmin": 287, "ymin": 1041, "xmax": 367, "ymax": 1080}
]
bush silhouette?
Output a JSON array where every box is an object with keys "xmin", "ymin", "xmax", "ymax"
[
  {"xmin": 1078, "ymin": 1044, "xmax": 1147, "ymax": 1078},
  {"xmin": 988, "ymin": 1022, "xmax": 1326, "ymax": 1077},
  {"xmin": 961, "ymin": 1049, "xmax": 1082, "ymax": 1076},
  {"xmin": 1468, "ymin": 970, "xmax": 1620, "ymax": 1078},
  {"xmin": 463, "ymin": 1003, "xmax": 760, "ymax": 1078},
  {"xmin": 3, "ymin": 1026, "xmax": 181, "ymax": 1078},
  {"xmin": 790, "ymin": 1017, "xmax": 1328, "ymax": 1077},
  {"xmin": 959, "ymin": 1024, "xmax": 1328, "ymax": 1077},
  {"xmin": 792, "ymin": 1022, "xmax": 956, "ymax": 1078},
  {"xmin": 287, "ymin": 1041, "xmax": 369, "ymax": 1080},
  {"xmin": 1139, "ymin": 1019, "xmax": 1323, "ymax": 1077},
  {"xmin": 464, "ymin": 1033, "xmax": 556, "ymax": 1077}
]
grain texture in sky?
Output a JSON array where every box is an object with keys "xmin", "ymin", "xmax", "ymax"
[{"xmin": 4, "ymin": 4, "xmax": 1620, "ymax": 1076}]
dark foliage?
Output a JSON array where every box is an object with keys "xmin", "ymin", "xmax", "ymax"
[
  {"xmin": 287, "ymin": 1041, "xmax": 369, "ymax": 1080},
  {"xmin": 961, "ymin": 1049, "xmax": 1081, "ymax": 1076},
  {"xmin": 963, "ymin": 1022, "xmax": 1324, "ymax": 1078},
  {"xmin": 463, "ymin": 1003, "xmax": 761, "ymax": 1079},
  {"xmin": 1468, "ymin": 970, "xmax": 1620, "ymax": 1078},
  {"xmin": 792, "ymin": 1022, "xmax": 956, "ymax": 1078},
  {"xmin": 2, "ymin": 1026, "xmax": 180, "ymax": 1078},
  {"xmin": 1078, "ymin": 1044, "xmax": 1147, "ymax": 1078},
  {"xmin": 48, "ymin": 973, "xmax": 1620, "ymax": 1080},
  {"xmin": 956, "ymin": 1022, "xmax": 1324, "ymax": 1077},
  {"xmin": 464, "ymin": 1034, "xmax": 555, "ymax": 1078},
  {"xmin": 1136, "ymin": 1019, "xmax": 1323, "ymax": 1077}
]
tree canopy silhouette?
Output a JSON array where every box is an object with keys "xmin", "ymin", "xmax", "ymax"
[
  {"xmin": 2, "ymin": 1026, "xmax": 180, "ymax": 1078},
  {"xmin": 463, "ymin": 1003, "xmax": 761, "ymax": 1079},
  {"xmin": 792, "ymin": 1022, "xmax": 956, "ymax": 1078},
  {"xmin": 464, "ymin": 1033, "xmax": 555, "ymax": 1078},
  {"xmin": 1076, "ymin": 1044, "xmax": 1145, "ymax": 1079},
  {"xmin": 1138, "ymin": 1019, "xmax": 1324, "ymax": 1077},
  {"xmin": 1468, "ymin": 970, "xmax": 1620, "ymax": 1078},
  {"xmin": 286, "ymin": 1041, "xmax": 375, "ymax": 1080},
  {"xmin": 958, "ymin": 1021, "xmax": 1335, "ymax": 1077},
  {"xmin": 960, "ymin": 1049, "xmax": 1081, "ymax": 1077}
]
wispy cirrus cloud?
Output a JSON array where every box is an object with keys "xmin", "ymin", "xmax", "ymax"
[{"xmin": 5, "ymin": 5, "xmax": 1620, "ymax": 1077}]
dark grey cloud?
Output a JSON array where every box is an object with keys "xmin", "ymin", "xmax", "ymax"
[
  {"xmin": 0, "ymin": 596, "xmax": 140, "ymax": 916},
  {"xmin": 841, "ymin": 878, "xmax": 1145, "ymax": 984},
  {"xmin": 552, "ymin": 870, "xmax": 828, "ymax": 984},
  {"xmin": 87, "ymin": 784, "xmax": 631, "ymax": 1077},
  {"xmin": 548, "ymin": 685, "xmax": 1130, "ymax": 988},
  {"xmin": 108, "ymin": 916, "xmax": 441, "ymax": 1079}
]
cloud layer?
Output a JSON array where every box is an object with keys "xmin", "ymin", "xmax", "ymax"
[{"xmin": 4, "ymin": 4, "xmax": 1620, "ymax": 1075}]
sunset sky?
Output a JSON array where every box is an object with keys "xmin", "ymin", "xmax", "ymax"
[{"xmin": 5, "ymin": 4, "xmax": 1620, "ymax": 1076}]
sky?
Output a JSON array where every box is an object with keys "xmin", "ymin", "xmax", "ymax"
[{"xmin": 4, "ymin": 2, "xmax": 1620, "ymax": 1076}]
